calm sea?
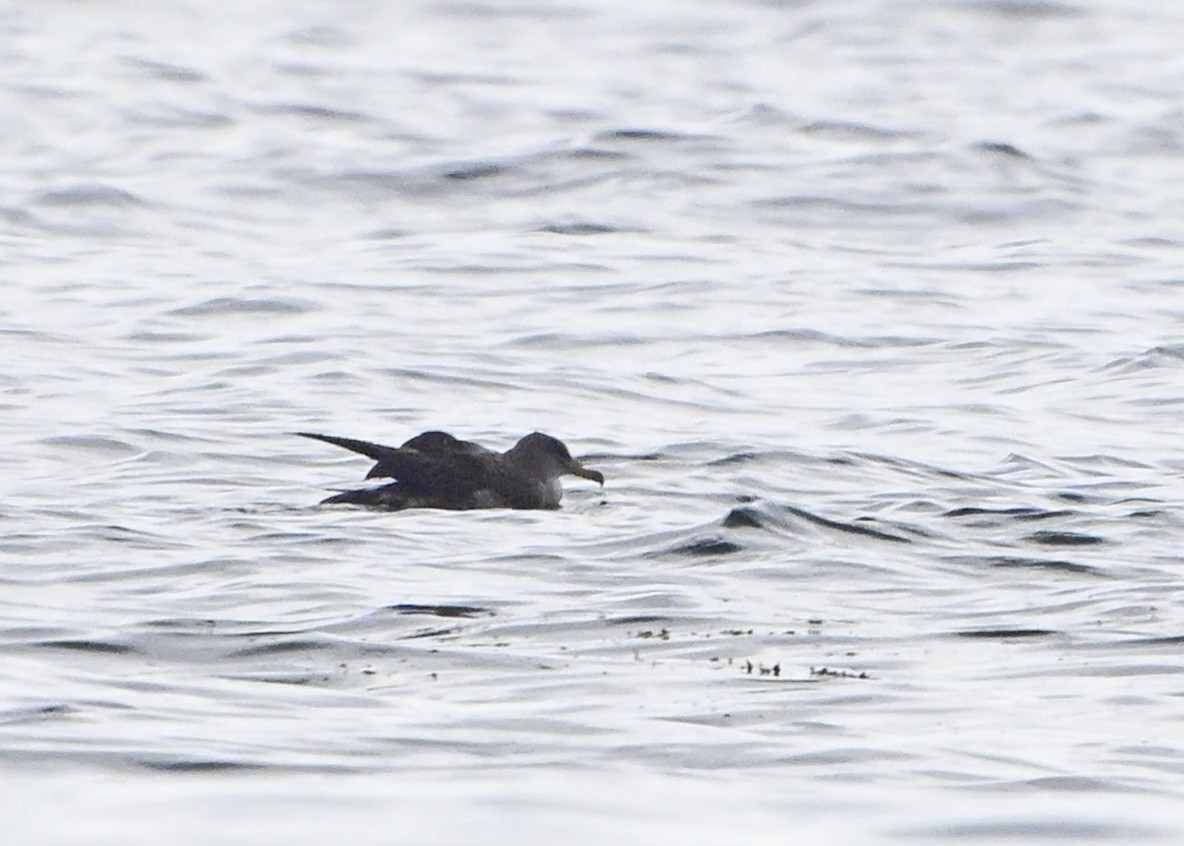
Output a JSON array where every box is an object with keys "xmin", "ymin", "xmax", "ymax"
[{"xmin": 3, "ymin": 0, "xmax": 1184, "ymax": 842}]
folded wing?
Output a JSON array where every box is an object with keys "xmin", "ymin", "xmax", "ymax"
[{"xmin": 296, "ymin": 430, "xmax": 497, "ymax": 498}]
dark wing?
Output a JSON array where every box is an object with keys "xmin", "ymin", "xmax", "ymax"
[
  {"xmin": 296, "ymin": 432, "xmax": 404, "ymax": 472},
  {"xmin": 298, "ymin": 430, "xmax": 497, "ymax": 497},
  {"xmin": 392, "ymin": 432, "xmax": 501, "ymax": 496},
  {"xmin": 296, "ymin": 431, "xmax": 437, "ymax": 484},
  {"xmin": 401, "ymin": 431, "xmax": 466, "ymax": 452}
]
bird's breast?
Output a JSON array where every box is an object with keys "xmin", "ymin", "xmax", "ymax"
[{"xmin": 539, "ymin": 479, "xmax": 563, "ymax": 508}]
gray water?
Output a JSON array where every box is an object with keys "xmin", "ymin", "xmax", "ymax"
[{"xmin": 3, "ymin": 0, "xmax": 1184, "ymax": 842}]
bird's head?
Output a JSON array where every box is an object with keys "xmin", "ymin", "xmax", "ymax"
[{"xmin": 510, "ymin": 432, "xmax": 604, "ymax": 485}]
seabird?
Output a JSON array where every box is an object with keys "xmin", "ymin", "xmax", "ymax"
[{"xmin": 297, "ymin": 430, "xmax": 605, "ymax": 510}]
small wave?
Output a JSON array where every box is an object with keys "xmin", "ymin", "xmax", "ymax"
[
  {"xmin": 442, "ymin": 162, "xmax": 506, "ymax": 181},
  {"xmin": 661, "ymin": 537, "xmax": 744, "ymax": 557},
  {"xmin": 386, "ymin": 604, "xmax": 492, "ymax": 619},
  {"xmin": 595, "ymin": 128, "xmax": 714, "ymax": 143},
  {"xmin": 721, "ymin": 507, "xmax": 765, "ymax": 529},
  {"xmin": 782, "ymin": 505, "xmax": 913, "ymax": 544},
  {"xmin": 168, "ymin": 297, "xmax": 315, "ymax": 317},
  {"xmin": 950, "ymin": 555, "xmax": 1101, "ymax": 576},
  {"xmin": 943, "ymin": 506, "xmax": 1075, "ymax": 521},
  {"xmin": 536, "ymin": 221, "xmax": 630, "ymax": 235},
  {"xmin": 40, "ymin": 435, "xmax": 139, "ymax": 454},
  {"xmin": 124, "ymin": 58, "xmax": 206, "ymax": 83},
  {"xmin": 256, "ymin": 102, "xmax": 371, "ymax": 123},
  {"xmin": 974, "ymin": 140, "xmax": 1033, "ymax": 159},
  {"xmin": 1026, "ymin": 530, "xmax": 1106, "ymax": 546},
  {"xmin": 36, "ymin": 184, "xmax": 144, "ymax": 208},
  {"xmin": 140, "ymin": 759, "xmax": 266, "ymax": 773},
  {"xmin": 952, "ymin": 628, "xmax": 1059, "ymax": 639},
  {"xmin": 798, "ymin": 119, "xmax": 918, "ymax": 142},
  {"xmin": 965, "ymin": 0, "xmax": 1082, "ymax": 21},
  {"xmin": 229, "ymin": 639, "xmax": 335, "ymax": 658},
  {"xmin": 0, "ymin": 704, "xmax": 75, "ymax": 726},
  {"xmin": 36, "ymin": 639, "xmax": 135, "ymax": 654}
]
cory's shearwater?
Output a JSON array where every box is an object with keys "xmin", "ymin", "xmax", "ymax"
[{"xmin": 297, "ymin": 430, "xmax": 604, "ymax": 511}]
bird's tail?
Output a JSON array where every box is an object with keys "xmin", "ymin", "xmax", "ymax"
[{"xmin": 319, "ymin": 484, "xmax": 408, "ymax": 509}]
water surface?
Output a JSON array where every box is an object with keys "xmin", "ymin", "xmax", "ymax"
[{"xmin": 3, "ymin": 0, "xmax": 1184, "ymax": 842}]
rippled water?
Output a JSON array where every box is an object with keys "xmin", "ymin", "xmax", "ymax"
[{"xmin": 4, "ymin": 0, "xmax": 1184, "ymax": 842}]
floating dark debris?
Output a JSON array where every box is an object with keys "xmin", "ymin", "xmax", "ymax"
[
  {"xmin": 635, "ymin": 628, "xmax": 670, "ymax": 640},
  {"xmin": 743, "ymin": 660, "xmax": 781, "ymax": 677},
  {"xmin": 608, "ymin": 615, "xmax": 670, "ymax": 626},
  {"xmin": 401, "ymin": 627, "xmax": 460, "ymax": 640},
  {"xmin": 810, "ymin": 667, "xmax": 869, "ymax": 680}
]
